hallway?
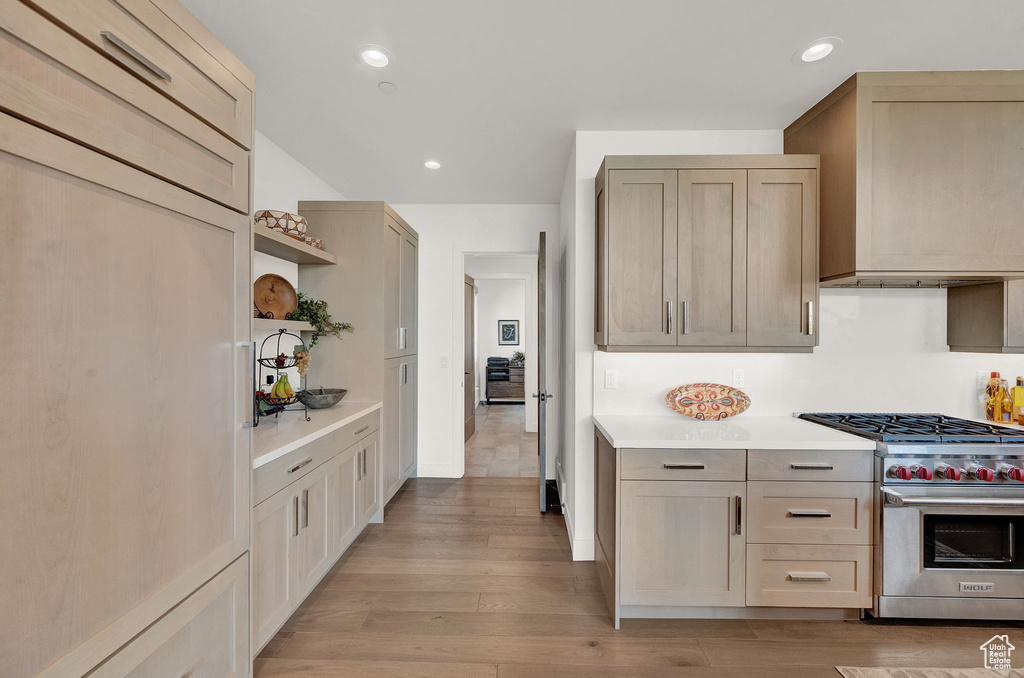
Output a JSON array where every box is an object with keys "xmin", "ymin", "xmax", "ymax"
[
  {"xmin": 254, "ymin": 477, "xmax": 1019, "ymax": 677},
  {"xmin": 465, "ymin": 403, "xmax": 539, "ymax": 478}
]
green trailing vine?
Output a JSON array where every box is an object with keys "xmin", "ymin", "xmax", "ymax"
[{"xmin": 290, "ymin": 293, "xmax": 353, "ymax": 349}]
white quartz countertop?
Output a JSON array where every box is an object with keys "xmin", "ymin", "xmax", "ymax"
[
  {"xmin": 593, "ymin": 414, "xmax": 876, "ymax": 450},
  {"xmin": 253, "ymin": 400, "xmax": 383, "ymax": 469}
]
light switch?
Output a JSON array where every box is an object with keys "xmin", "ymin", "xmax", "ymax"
[{"xmin": 440, "ymin": 356, "xmax": 449, "ymax": 368}]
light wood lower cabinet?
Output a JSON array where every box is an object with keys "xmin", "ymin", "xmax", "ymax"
[
  {"xmin": 87, "ymin": 555, "xmax": 249, "ymax": 678},
  {"xmin": 253, "ymin": 425, "xmax": 380, "ymax": 654},
  {"xmin": 596, "ymin": 429, "xmax": 875, "ymax": 625},
  {"xmin": 621, "ymin": 481, "xmax": 746, "ymax": 607},
  {"xmin": 384, "ymin": 356, "xmax": 418, "ymax": 503}
]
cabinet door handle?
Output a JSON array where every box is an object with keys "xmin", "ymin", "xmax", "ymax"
[
  {"xmin": 735, "ymin": 496, "xmax": 742, "ymax": 535},
  {"xmin": 790, "ymin": 463, "xmax": 834, "ymax": 471},
  {"xmin": 681, "ymin": 300, "xmax": 689, "ymax": 335},
  {"xmin": 666, "ymin": 301, "xmax": 674, "ymax": 335},
  {"xmin": 301, "ymin": 489, "xmax": 309, "ymax": 529},
  {"xmin": 663, "ymin": 463, "xmax": 705, "ymax": 470},
  {"xmin": 787, "ymin": 572, "xmax": 832, "ymax": 583},
  {"xmin": 293, "ymin": 495, "xmax": 299, "ymax": 537},
  {"xmin": 806, "ymin": 301, "xmax": 815, "ymax": 335},
  {"xmin": 288, "ymin": 457, "xmax": 313, "ymax": 474},
  {"xmin": 362, "ymin": 447, "xmax": 368, "ymax": 477},
  {"xmin": 788, "ymin": 510, "xmax": 833, "ymax": 518},
  {"xmin": 402, "ymin": 363, "xmax": 409, "ymax": 385},
  {"xmin": 100, "ymin": 31, "xmax": 172, "ymax": 82},
  {"xmin": 399, "ymin": 327, "xmax": 407, "ymax": 349},
  {"xmin": 243, "ymin": 341, "xmax": 256, "ymax": 428},
  {"xmin": 354, "ymin": 425, "xmax": 369, "ymax": 436}
]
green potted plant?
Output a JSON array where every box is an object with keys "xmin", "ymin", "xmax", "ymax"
[
  {"xmin": 290, "ymin": 293, "xmax": 353, "ymax": 349},
  {"xmin": 510, "ymin": 351, "xmax": 525, "ymax": 367}
]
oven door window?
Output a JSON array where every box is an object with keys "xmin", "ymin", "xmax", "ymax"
[{"xmin": 923, "ymin": 515, "xmax": 1022, "ymax": 569}]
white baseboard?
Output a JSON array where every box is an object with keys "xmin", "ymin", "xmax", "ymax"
[
  {"xmin": 561, "ymin": 500, "xmax": 595, "ymax": 561},
  {"xmin": 415, "ymin": 463, "xmax": 456, "ymax": 478}
]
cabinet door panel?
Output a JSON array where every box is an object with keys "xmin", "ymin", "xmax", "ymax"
[
  {"xmin": 746, "ymin": 169, "xmax": 817, "ymax": 347},
  {"xmin": 253, "ymin": 490, "xmax": 298, "ymax": 652},
  {"xmin": 383, "ymin": 358, "xmax": 403, "ymax": 502},
  {"xmin": 383, "ymin": 219, "xmax": 404, "ymax": 358},
  {"xmin": 620, "ymin": 481, "xmax": 745, "ymax": 607},
  {"xmin": 400, "ymin": 233, "xmax": 418, "ymax": 355},
  {"xmin": 330, "ymin": 447, "xmax": 360, "ymax": 558},
  {"xmin": 0, "ymin": 115, "xmax": 249, "ymax": 677},
  {"xmin": 400, "ymin": 357, "xmax": 418, "ymax": 478},
  {"xmin": 298, "ymin": 462, "xmax": 332, "ymax": 594},
  {"xmin": 606, "ymin": 169, "xmax": 677, "ymax": 346},
  {"xmin": 359, "ymin": 433, "xmax": 381, "ymax": 525},
  {"xmin": 677, "ymin": 170, "xmax": 746, "ymax": 346}
]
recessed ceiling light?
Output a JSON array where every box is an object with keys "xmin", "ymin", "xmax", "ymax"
[
  {"xmin": 355, "ymin": 44, "xmax": 392, "ymax": 68},
  {"xmin": 424, "ymin": 160, "xmax": 441, "ymax": 170},
  {"xmin": 798, "ymin": 37, "xmax": 842, "ymax": 63},
  {"xmin": 378, "ymin": 81, "xmax": 397, "ymax": 94}
]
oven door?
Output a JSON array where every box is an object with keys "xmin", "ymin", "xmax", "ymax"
[{"xmin": 880, "ymin": 486, "xmax": 1024, "ymax": 599}]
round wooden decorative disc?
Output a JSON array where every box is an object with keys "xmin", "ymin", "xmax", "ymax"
[{"xmin": 253, "ymin": 274, "xmax": 298, "ymax": 320}]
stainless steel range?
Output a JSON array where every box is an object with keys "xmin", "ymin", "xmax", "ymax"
[{"xmin": 800, "ymin": 413, "xmax": 1024, "ymax": 621}]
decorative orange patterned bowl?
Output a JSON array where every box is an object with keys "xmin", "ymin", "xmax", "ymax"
[{"xmin": 665, "ymin": 383, "xmax": 750, "ymax": 420}]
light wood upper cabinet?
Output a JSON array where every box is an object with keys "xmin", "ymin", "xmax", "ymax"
[
  {"xmin": 620, "ymin": 480, "xmax": 746, "ymax": 607},
  {"xmin": 746, "ymin": 169, "xmax": 818, "ymax": 348},
  {"xmin": 595, "ymin": 156, "xmax": 819, "ymax": 352},
  {"xmin": 947, "ymin": 280, "xmax": 1024, "ymax": 354},
  {"xmin": 784, "ymin": 71, "xmax": 1024, "ymax": 285},
  {"xmin": 603, "ymin": 169, "xmax": 678, "ymax": 346},
  {"xmin": 677, "ymin": 170, "xmax": 746, "ymax": 347},
  {"xmin": 400, "ymin": 234, "xmax": 419, "ymax": 355}
]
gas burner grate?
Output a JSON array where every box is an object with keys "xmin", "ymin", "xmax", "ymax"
[{"xmin": 799, "ymin": 413, "xmax": 1024, "ymax": 443}]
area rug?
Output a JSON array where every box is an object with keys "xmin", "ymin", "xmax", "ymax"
[{"xmin": 837, "ymin": 668, "xmax": 1023, "ymax": 678}]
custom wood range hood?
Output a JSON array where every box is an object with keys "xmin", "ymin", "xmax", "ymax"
[{"xmin": 784, "ymin": 71, "xmax": 1024, "ymax": 289}]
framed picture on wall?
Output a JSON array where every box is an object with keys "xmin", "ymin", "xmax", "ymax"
[{"xmin": 498, "ymin": 319, "xmax": 520, "ymax": 346}]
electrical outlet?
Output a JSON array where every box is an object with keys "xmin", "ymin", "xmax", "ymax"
[
  {"xmin": 440, "ymin": 356, "xmax": 449, "ymax": 368},
  {"xmin": 978, "ymin": 370, "xmax": 991, "ymax": 389},
  {"xmin": 604, "ymin": 369, "xmax": 618, "ymax": 389},
  {"xmin": 733, "ymin": 369, "xmax": 746, "ymax": 388}
]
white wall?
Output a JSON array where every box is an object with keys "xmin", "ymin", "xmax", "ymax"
[
  {"xmin": 595, "ymin": 288, "xmax": 1024, "ymax": 418},
  {"xmin": 466, "ymin": 256, "xmax": 539, "ymax": 432},
  {"xmin": 253, "ymin": 131, "xmax": 347, "ymax": 391},
  {"xmin": 390, "ymin": 204, "xmax": 560, "ymax": 479},
  {"xmin": 474, "ymin": 278, "xmax": 527, "ymax": 397}
]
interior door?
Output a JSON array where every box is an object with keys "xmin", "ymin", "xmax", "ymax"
[
  {"xmin": 535, "ymin": 232, "xmax": 551, "ymax": 512},
  {"xmin": 464, "ymin": 275, "xmax": 476, "ymax": 441},
  {"xmin": 606, "ymin": 169, "xmax": 678, "ymax": 346},
  {"xmin": 677, "ymin": 170, "xmax": 747, "ymax": 346}
]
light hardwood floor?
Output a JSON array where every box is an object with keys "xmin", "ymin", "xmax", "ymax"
[
  {"xmin": 465, "ymin": 404, "xmax": 539, "ymax": 478},
  {"xmin": 255, "ymin": 477, "xmax": 1023, "ymax": 677}
]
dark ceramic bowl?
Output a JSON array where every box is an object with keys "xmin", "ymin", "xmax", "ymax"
[{"xmin": 298, "ymin": 388, "xmax": 348, "ymax": 409}]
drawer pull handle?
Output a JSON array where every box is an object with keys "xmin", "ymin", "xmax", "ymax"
[
  {"xmin": 354, "ymin": 425, "xmax": 370, "ymax": 435},
  {"xmin": 790, "ymin": 463, "xmax": 834, "ymax": 471},
  {"xmin": 787, "ymin": 572, "xmax": 832, "ymax": 583},
  {"xmin": 288, "ymin": 457, "xmax": 313, "ymax": 473},
  {"xmin": 663, "ymin": 464, "xmax": 705, "ymax": 470},
  {"xmin": 788, "ymin": 510, "xmax": 833, "ymax": 518},
  {"xmin": 100, "ymin": 31, "xmax": 173, "ymax": 82}
]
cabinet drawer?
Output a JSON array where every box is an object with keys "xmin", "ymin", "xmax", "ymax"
[
  {"xmin": 253, "ymin": 411, "xmax": 380, "ymax": 506},
  {"xmin": 25, "ymin": 0, "xmax": 253, "ymax": 148},
  {"xmin": 747, "ymin": 449, "xmax": 873, "ymax": 481},
  {"xmin": 746, "ymin": 544, "xmax": 872, "ymax": 608},
  {"xmin": 747, "ymin": 482, "xmax": 873, "ymax": 545},
  {"xmin": 620, "ymin": 449, "xmax": 746, "ymax": 481},
  {"xmin": 0, "ymin": 2, "xmax": 250, "ymax": 211},
  {"xmin": 87, "ymin": 555, "xmax": 248, "ymax": 677}
]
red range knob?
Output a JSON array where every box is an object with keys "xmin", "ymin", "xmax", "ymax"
[
  {"xmin": 1002, "ymin": 466, "xmax": 1023, "ymax": 482},
  {"xmin": 969, "ymin": 465, "xmax": 995, "ymax": 482},
  {"xmin": 911, "ymin": 464, "xmax": 933, "ymax": 481},
  {"xmin": 890, "ymin": 465, "xmax": 913, "ymax": 481},
  {"xmin": 938, "ymin": 464, "xmax": 962, "ymax": 481}
]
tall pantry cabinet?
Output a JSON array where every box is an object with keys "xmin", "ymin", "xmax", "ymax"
[
  {"xmin": 0, "ymin": 0, "xmax": 253, "ymax": 676},
  {"xmin": 299, "ymin": 202, "xmax": 419, "ymax": 504}
]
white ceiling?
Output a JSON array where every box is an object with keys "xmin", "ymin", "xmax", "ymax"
[{"xmin": 181, "ymin": 0, "xmax": 1024, "ymax": 204}]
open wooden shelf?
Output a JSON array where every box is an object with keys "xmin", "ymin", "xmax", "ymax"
[
  {"xmin": 253, "ymin": 318, "xmax": 313, "ymax": 333},
  {"xmin": 253, "ymin": 226, "xmax": 337, "ymax": 265}
]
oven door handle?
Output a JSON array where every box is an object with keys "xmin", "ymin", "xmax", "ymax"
[{"xmin": 882, "ymin": 487, "xmax": 1024, "ymax": 508}]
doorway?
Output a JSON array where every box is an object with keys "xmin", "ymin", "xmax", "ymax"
[{"xmin": 463, "ymin": 254, "xmax": 537, "ymax": 478}]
